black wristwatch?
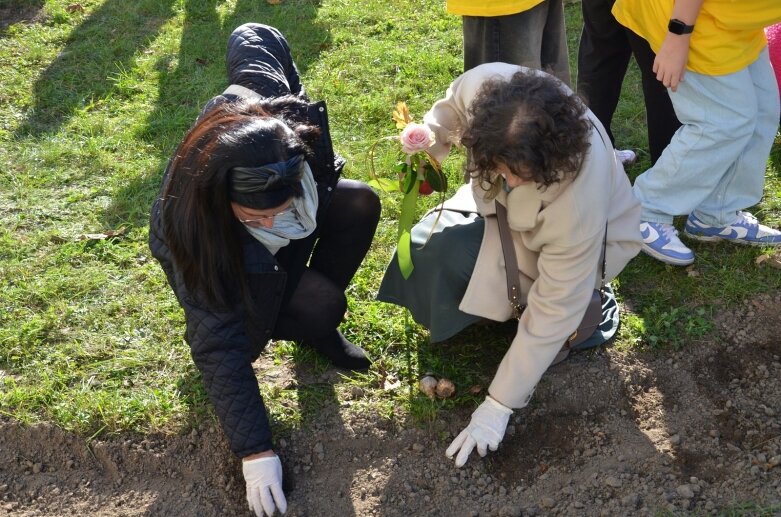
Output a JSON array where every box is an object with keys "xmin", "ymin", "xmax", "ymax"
[{"xmin": 668, "ymin": 18, "xmax": 694, "ymax": 35}]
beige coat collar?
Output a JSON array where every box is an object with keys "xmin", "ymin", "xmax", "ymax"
[{"xmin": 494, "ymin": 178, "xmax": 569, "ymax": 232}]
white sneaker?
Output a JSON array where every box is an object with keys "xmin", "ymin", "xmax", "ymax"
[
  {"xmin": 684, "ymin": 211, "xmax": 781, "ymax": 246},
  {"xmin": 640, "ymin": 221, "xmax": 695, "ymax": 266},
  {"xmin": 614, "ymin": 149, "xmax": 637, "ymax": 167}
]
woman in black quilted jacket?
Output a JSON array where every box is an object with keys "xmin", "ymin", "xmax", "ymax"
[{"xmin": 148, "ymin": 24, "xmax": 380, "ymax": 517}]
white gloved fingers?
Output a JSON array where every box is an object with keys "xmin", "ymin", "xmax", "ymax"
[
  {"xmin": 271, "ymin": 482, "xmax": 288, "ymax": 514},
  {"xmin": 243, "ymin": 455, "xmax": 285, "ymax": 516},
  {"xmin": 259, "ymin": 485, "xmax": 277, "ymax": 517},
  {"xmin": 247, "ymin": 486, "xmax": 264, "ymax": 517},
  {"xmin": 476, "ymin": 439, "xmax": 488, "ymax": 457},
  {"xmin": 454, "ymin": 435, "xmax": 477, "ymax": 468},
  {"xmin": 488, "ymin": 440, "xmax": 499, "ymax": 452},
  {"xmin": 446, "ymin": 429, "xmax": 470, "ymax": 459}
]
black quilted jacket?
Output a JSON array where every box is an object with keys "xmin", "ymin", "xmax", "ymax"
[{"xmin": 148, "ymin": 24, "xmax": 343, "ymax": 457}]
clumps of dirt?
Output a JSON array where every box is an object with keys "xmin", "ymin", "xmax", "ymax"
[
  {"xmin": 0, "ymin": 2, "xmax": 46, "ymax": 33},
  {"xmin": 1, "ymin": 290, "xmax": 780, "ymax": 516}
]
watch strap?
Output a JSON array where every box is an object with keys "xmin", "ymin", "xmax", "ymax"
[{"xmin": 668, "ymin": 18, "xmax": 694, "ymax": 35}]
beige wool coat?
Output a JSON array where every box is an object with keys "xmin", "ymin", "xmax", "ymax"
[{"xmin": 423, "ymin": 63, "xmax": 642, "ymax": 409}]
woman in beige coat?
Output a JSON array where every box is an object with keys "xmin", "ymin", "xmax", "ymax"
[{"xmin": 378, "ymin": 64, "xmax": 642, "ymax": 467}]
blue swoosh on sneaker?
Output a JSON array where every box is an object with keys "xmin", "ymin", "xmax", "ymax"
[{"xmin": 720, "ymin": 227, "xmax": 749, "ymax": 240}]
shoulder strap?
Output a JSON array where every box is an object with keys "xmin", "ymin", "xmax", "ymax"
[
  {"xmin": 495, "ymin": 201, "xmax": 524, "ymax": 319},
  {"xmin": 495, "ymin": 200, "xmax": 608, "ymax": 318}
]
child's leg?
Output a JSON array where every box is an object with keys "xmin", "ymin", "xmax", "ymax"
[
  {"xmin": 462, "ymin": 1, "xmax": 570, "ymax": 85},
  {"xmin": 225, "ymin": 23, "xmax": 305, "ymax": 98},
  {"xmin": 693, "ymin": 48, "xmax": 780, "ymax": 224},
  {"xmin": 632, "ymin": 61, "xmax": 760, "ymax": 225},
  {"xmin": 576, "ymin": 0, "xmax": 633, "ymax": 146}
]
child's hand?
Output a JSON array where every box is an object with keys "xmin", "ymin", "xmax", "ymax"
[{"xmin": 653, "ymin": 33, "xmax": 692, "ymax": 92}]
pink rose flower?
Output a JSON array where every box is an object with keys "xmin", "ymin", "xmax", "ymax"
[{"xmin": 399, "ymin": 123, "xmax": 435, "ymax": 155}]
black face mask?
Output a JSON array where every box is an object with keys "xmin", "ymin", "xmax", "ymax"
[{"xmin": 229, "ymin": 154, "xmax": 305, "ymax": 209}]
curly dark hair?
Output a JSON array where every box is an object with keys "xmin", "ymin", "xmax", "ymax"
[{"xmin": 461, "ymin": 70, "xmax": 591, "ymax": 196}]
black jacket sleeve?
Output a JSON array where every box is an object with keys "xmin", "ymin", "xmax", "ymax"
[{"xmin": 149, "ymin": 201, "xmax": 276, "ymax": 457}]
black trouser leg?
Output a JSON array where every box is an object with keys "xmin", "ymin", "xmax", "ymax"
[
  {"xmin": 576, "ymin": 0, "xmax": 632, "ymax": 146},
  {"xmin": 272, "ymin": 179, "xmax": 380, "ymax": 369},
  {"xmin": 309, "ymin": 179, "xmax": 381, "ymax": 291}
]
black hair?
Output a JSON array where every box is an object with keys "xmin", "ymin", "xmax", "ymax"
[{"xmin": 160, "ymin": 97, "xmax": 319, "ymax": 307}]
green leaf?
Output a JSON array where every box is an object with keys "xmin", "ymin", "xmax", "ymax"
[
  {"xmin": 401, "ymin": 171, "xmax": 416, "ymax": 194},
  {"xmin": 393, "ymin": 162, "xmax": 408, "ymax": 174},
  {"xmin": 424, "ymin": 164, "xmax": 448, "ymax": 192},
  {"xmin": 397, "ymin": 230, "xmax": 413, "ymax": 279},
  {"xmin": 397, "ymin": 185, "xmax": 421, "ymax": 279},
  {"xmin": 367, "ymin": 177, "xmax": 401, "ymax": 192}
]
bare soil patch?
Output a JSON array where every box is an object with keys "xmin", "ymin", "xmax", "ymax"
[
  {"xmin": 0, "ymin": 2, "xmax": 46, "ymax": 34},
  {"xmin": 2, "ymin": 290, "xmax": 780, "ymax": 516}
]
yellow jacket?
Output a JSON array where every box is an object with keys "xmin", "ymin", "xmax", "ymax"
[
  {"xmin": 423, "ymin": 63, "xmax": 642, "ymax": 408},
  {"xmin": 613, "ymin": 0, "xmax": 781, "ymax": 75},
  {"xmin": 447, "ymin": 0, "xmax": 544, "ymax": 17}
]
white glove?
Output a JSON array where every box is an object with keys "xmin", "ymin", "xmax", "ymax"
[
  {"xmin": 446, "ymin": 395, "xmax": 513, "ymax": 468},
  {"xmin": 243, "ymin": 455, "xmax": 287, "ymax": 516}
]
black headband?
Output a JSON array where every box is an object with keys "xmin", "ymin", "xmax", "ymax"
[{"xmin": 229, "ymin": 154, "xmax": 305, "ymax": 209}]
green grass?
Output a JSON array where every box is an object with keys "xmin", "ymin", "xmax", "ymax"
[{"xmin": 1, "ymin": 0, "xmax": 780, "ymax": 443}]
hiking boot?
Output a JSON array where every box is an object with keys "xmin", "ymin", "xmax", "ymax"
[
  {"xmin": 684, "ymin": 211, "xmax": 781, "ymax": 246},
  {"xmin": 640, "ymin": 221, "xmax": 695, "ymax": 265},
  {"xmin": 614, "ymin": 149, "xmax": 637, "ymax": 167}
]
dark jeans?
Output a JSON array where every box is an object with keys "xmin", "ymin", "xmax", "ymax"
[
  {"xmin": 576, "ymin": 0, "xmax": 680, "ymax": 164},
  {"xmin": 463, "ymin": 0, "xmax": 571, "ymax": 86}
]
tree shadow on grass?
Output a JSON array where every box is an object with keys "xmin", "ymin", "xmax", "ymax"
[
  {"xmin": 103, "ymin": 0, "xmax": 331, "ymax": 231},
  {"xmin": 15, "ymin": 0, "xmax": 177, "ymax": 138}
]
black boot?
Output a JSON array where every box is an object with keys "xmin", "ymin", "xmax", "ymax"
[{"xmin": 301, "ymin": 330, "xmax": 371, "ymax": 370}]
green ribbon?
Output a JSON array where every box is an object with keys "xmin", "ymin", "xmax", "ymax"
[{"xmin": 397, "ymin": 180, "xmax": 420, "ymax": 279}]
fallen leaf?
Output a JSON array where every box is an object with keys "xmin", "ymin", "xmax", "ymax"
[
  {"xmin": 266, "ymin": 0, "xmax": 282, "ymax": 4},
  {"xmin": 392, "ymin": 101, "xmax": 413, "ymax": 129},
  {"xmin": 66, "ymin": 3, "xmax": 85, "ymax": 13},
  {"xmin": 383, "ymin": 378, "xmax": 401, "ymax": 391},
  {"xmin": 756, "ymin": 253, "xmax": 781, "ymax": 269},
  {"xmin": 77, "ymin": 227, "xmax": 126, "ymax": 241},
  {"xmin": 468, "ymin": 385, "xmax": 483, "ymax": 395}
]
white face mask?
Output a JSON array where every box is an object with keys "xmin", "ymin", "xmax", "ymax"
[{"xmin": 242, "ymin": 162, "xmax": 319, "ymax": 254}]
